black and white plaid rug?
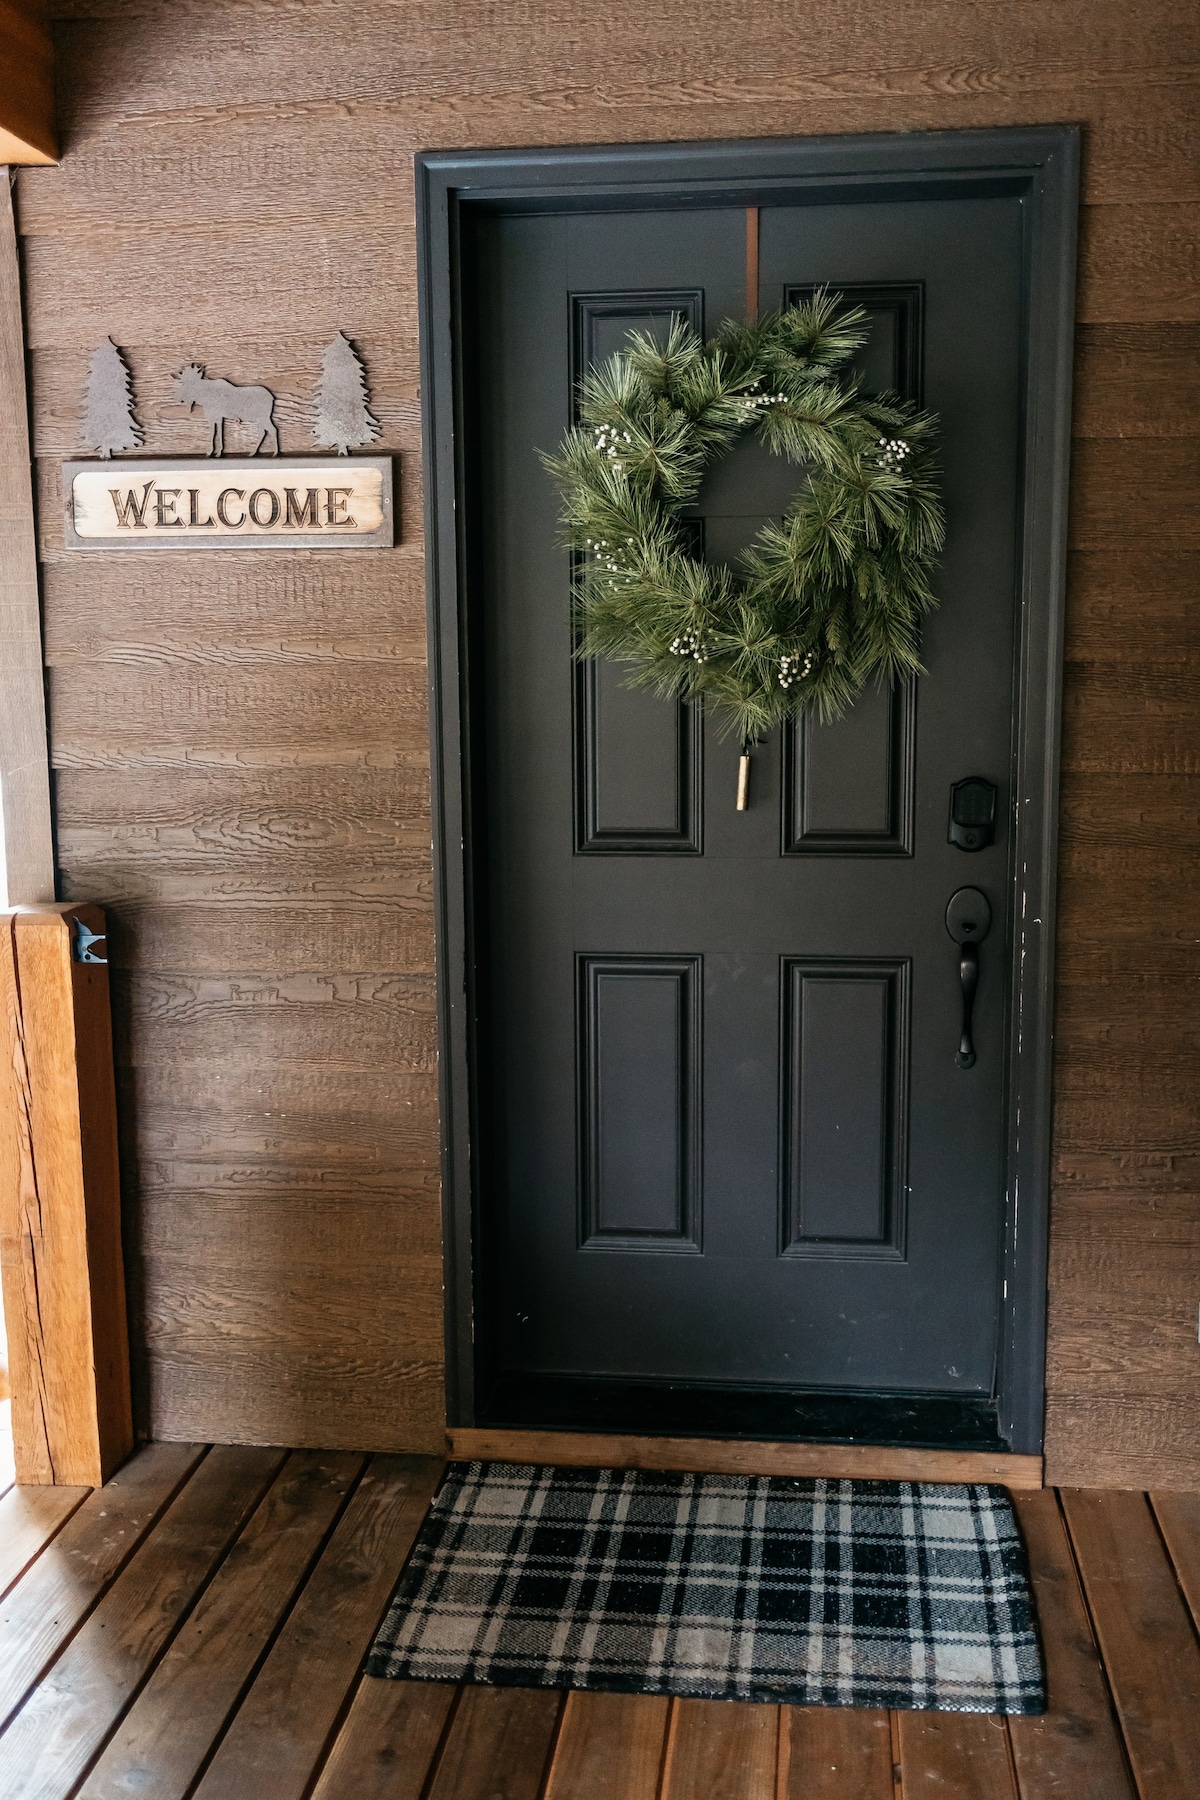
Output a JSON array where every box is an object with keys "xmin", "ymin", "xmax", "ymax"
[{"xmin": 367, "ymin": 1461, "xmax": 1045, "ymax": 1713}]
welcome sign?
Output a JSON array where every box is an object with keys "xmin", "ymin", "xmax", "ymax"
[{"xmin": 63, "ymin": 456, "xmax": 395, "ymax": 549}]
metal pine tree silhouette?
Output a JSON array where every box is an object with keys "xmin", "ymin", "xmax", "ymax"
[
  {"xmin": 81, "ymin": 338, "xmax": 143, "ymax": 458},
  {"xmin": 314, "ymin": 332, "xmax": 380, "ymax": 454}
]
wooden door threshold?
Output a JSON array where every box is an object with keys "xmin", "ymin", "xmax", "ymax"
[{"xmin": 447, "ymin": 1428, "xmax": 1043, "ymax": 1488}]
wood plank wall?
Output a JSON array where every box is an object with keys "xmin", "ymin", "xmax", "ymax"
[{"xmin": 15, "ymin": 1, "xmax": 1199, "ymax": 1481}]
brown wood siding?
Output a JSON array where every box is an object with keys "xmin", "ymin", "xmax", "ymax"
[{"xmin": 16, "ymin": 1, "xmax": 1199, "ymax": 1479}]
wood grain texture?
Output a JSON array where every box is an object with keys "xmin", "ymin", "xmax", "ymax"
[
  {"xmin": 13, "ymin": 0, "xmax": 1200, "ymax": 1478},
  {"xmin": 1007, "ymin": 1491, "xmax": 1134, "ymax": 1799},
  {"xmin": 0, "ymin": 1480, "xmax": 89, "ymax": 1599},
  {"xmin": 192, "ymin": 1455, "xmax": 443, "ymax": 1800},
  {"xmin": 895, "ymin": 1711, "xmax": 1015, "ymax": 1799},
  {"xmin": 1073, "ymin": 325, "xmax": 1200, "ymax": 438},
  {"xmin": 0, "ymin": 906, "xmax": 133, "ymax": 1485},
  {"xmin": 0, "ymin": 1462, "xmax": 1171, "ymax": 1799},
  {"xmin": 661, "ymin": 1698, "xmax": 779, "ymax": 1800},
  {"xmin": 1046, "ymin": 1399, "xmax": 1200, "ymax": 1491},
  {"xmin": 1149, "ymin": 1490, "xmax": 1200, "ymax": 1631},
  {"xmin": 424, "ymin": 1687, "xmax": 564, "ymax": 1800},
  {"xmin": 1062, "ymin": 1489, "xmax": 1200, "ymax": 1797},
  {"xmin": 0, "ymin": 1444, "xmax": 283, "ymax": 1800},
  {"xmin": 47, "ymin": 659, "xmax": 430, "ymax": 768},
  {"xmin": 1046, "ymin": 1233, "xmax": 1200, "ymax": 1388},
  {"xmin": 138, "ymin": 1252, "xmax": 445, "ymax": 1453},
  {"xmin": 309, "ymin": 1678, "xmax": 457, "ymax": 1800},
  {"xmin": 446, "ymin": 1430, "xmax": 1045, "ymax": 1487},
  {"xmin": 24, "ymin": 4, "xmax": 1200, "ymax": 213},
  {"xmin": 780, "ymin": 1706, "xmax": 894, "ymax": 1799},
  {"xmin": 0, "ymin": 1441, "xmax": 202, "ymax": 1732},
  {"xmin": 543, "ymin": 1691, "xmax": 670, "ymax": 1800},
  {"xmin": 0, "ymin": 175, "xmax": 54, "ymax": 903},
  {"xmin": 79, "ymin": 1450, "xmax": 363, "ymax": 1800}
]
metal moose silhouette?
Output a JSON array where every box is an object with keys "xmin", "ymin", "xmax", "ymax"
[{"xmin": 174, "ymin": 363, "xmax": 279, "ymax": 456}]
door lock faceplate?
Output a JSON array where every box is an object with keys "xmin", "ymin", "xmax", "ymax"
[{"xmin": 948, "ymin": 777, "xmax": 997, "ymax": 851}]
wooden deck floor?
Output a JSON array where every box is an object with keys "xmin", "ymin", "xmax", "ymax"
[{"xmin": 0, "ymin": 1446, "xmax": 1197, "ymax": 1799}]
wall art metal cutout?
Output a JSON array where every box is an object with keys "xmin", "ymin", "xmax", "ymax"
[
  {"xmin": 81, "ymin": 339, "xmax": 143, "ymax": 459},
  {"xmin": 174, "ymin": 363, "xmax": 280, "ymax": 456},
  {"xmin": 69, "ymin": 333, "xmax": 394, "ymax": 547},
  {"xmin": 314, "ymin": 332, "xmax": 380, "ymax": 454}
]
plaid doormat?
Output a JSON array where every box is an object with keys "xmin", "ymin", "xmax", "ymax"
[{"xmin": 367, "ymin": 1461, "xmax": 1045, "ymax": 1713}]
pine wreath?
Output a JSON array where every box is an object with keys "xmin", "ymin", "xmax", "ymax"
[{"xmin": 544, "ymin": 292, "xmax": 944, "ymax": 752}]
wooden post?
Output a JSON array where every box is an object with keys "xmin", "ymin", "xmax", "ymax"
[
  {"xmin": 1, "ymin": 172, "xmax": 55, "ymax": 905},
  {"xmin": 0, "ymin": 3, "xmax": 58, "ymax": 165},
  {"xmin": 0, "ymin": 905, "xmax": 133, "ymax": 1485}
]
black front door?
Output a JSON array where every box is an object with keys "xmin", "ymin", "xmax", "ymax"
[{"xmin": 423, "ymin": 134, "xmax": 1075, "ymax": 1452}]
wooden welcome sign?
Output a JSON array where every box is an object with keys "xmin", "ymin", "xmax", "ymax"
[{"xmin": 63, "ymin": 456, "xmax": 395, "ymax": 550}]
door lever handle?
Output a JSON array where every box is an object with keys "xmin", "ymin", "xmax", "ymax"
[
  {"xmin": 955, "ymin": 940, "xmax": 980, "ymax": 1069},
  {"xmin": 946, "ymin": 888, "xmax": 992, "ymax": 1071}
]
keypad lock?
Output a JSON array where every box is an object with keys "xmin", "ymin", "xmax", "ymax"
[{"xmin": 948, "ymin": 777, "xmax": 997, "ymax": 851}]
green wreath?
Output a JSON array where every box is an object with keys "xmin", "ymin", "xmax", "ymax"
[{"xmin": 544, "ymin": 292, "xmax": 944, "ymax": 750}]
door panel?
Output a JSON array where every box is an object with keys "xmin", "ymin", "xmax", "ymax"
[
  {"xmin": 471, "ymin": 189, "xmax": 1025, "ymax": 1417},
  {"xmin": 783, "ymin": 682, "xmax": 916, "ymax": 856},
  {"xmin": 579, "ymin": 956, "xmax": 702, "ymax": 1252},
  {"xmin": 781, "ymin": 959, "xmax": 909, "ymax": 1258},
  {"xmin": 572, "ymin": 291, "xmax": 707, "ymax": 855},
  {"xmin": 575, "ymin": 659, "xmax": 701, "ymax": 853}
]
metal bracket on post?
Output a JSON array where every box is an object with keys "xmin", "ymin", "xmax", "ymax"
[{"xmin": 72, "ymin": 919, "xmax": 107, "ymax": 964}]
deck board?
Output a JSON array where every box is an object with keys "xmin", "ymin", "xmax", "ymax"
[
  {"xmin": 425, "ymin": 1686, "xmax": 564, "ymax": 1800},
  {"xmin": 0, "ymin": 1484, "xmax": 90, "ymax": 1601},
  {"xmin": 1007, "ymin": 1490, "xmax": 1135, "ymax": 1799},
  {"xmin": 895, "ymin": 1711, "xmax": 1016, "ymax": 1798},
  {"xmin": 1062, "ymin": 1489, "xmax": 1200, "ymax": 1800},
  {"xmin": 1149, "ymin": 1490, "xmax": 1200, "ymax": 1631},
  {"xmin": 310, "ymin": 1676, "xmax": 457, "ymax": 1800},
  {"xmin": 543, "ymin": 1691, "xmax": 670, "ymax": 1799},
  {"xmin": 781, "ymin": 1707, "xmax": 895, "ymax": 1798},
  {"xmin": 660, "ymin": 1698, "xmax": 780, "ymax": 1800},
  {"xmin": 0, "ymin": 1444, "xmax": 1191, "ymax": 1800},
  {"xmin": 0, "ymin": 1442, "xmax": 203, "ymax": 1734},
  {"xmin": 192, "ymin": 1453, "xmax": 442, "ymax": 1800},
  {"xmin": 78, "ymin": 1450, "xmax": 362, "ymax": 1800},
  {"xmin": 0, "ymin": 1446, "xmax": 283, "ymax": 1800}
]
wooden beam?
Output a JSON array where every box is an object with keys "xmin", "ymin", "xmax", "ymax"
[
  {"xmin": 0, "ymin": 4, "xmax": 57, "ymax": 165},
  {"xmin": 0, "ymin": 904, "xmax": 133, "ymax": 1485},
  {"xmin": 447, "ymin": 1428, "xmax": 1044, "ymax": 1488},
  {"xmin": 0, "ymin": 172, "xmax": 53, "ymax": 906}
]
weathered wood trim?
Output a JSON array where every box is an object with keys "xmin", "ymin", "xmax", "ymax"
[
  {"xmin": 447, "ymin": 1427, "xmax": 1044, "ymax": 1488},
  {"xmin": 0, "ymin": 173, "xmax": 53, "ymax": 906},
  {"xmin": 0, "ymin": 904, "xmax": 133, "ymax": 1485},
  {"xmin": 0, "ymin": 4, "xmax": 57, "ymax": 165}
]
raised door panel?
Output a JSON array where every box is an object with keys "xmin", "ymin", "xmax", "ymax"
[
  {"xmin": 571, "ymin": 292, "xmax": 704, "ymax": 854},
  {"xmin": 783, "ymin": 682, "xmax": 915, "ymax": 855},
  {"xmin": 780, "ymin": 282, "xmax": 923, "ymax": 858},
  {"xmin": 781, "ymin": 959, "xmax": 910, "ymax": 1260},
  {"xmin": 578, "ymin": 956, "xmax": 702, "ymax": 1253}
]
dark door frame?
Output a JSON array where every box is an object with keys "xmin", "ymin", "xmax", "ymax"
[{"xmin": 415, "ymin": 126, "xmax": 1079, "ymax": 1456}]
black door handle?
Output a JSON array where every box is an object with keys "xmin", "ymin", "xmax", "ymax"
[
  {"xmin": 956, "ymin": 941, "xmax": 980, "ymax": 1068},
  {"xmin": 946, "ymin": 888, "xmax": 992, "ymax": 1071}
]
